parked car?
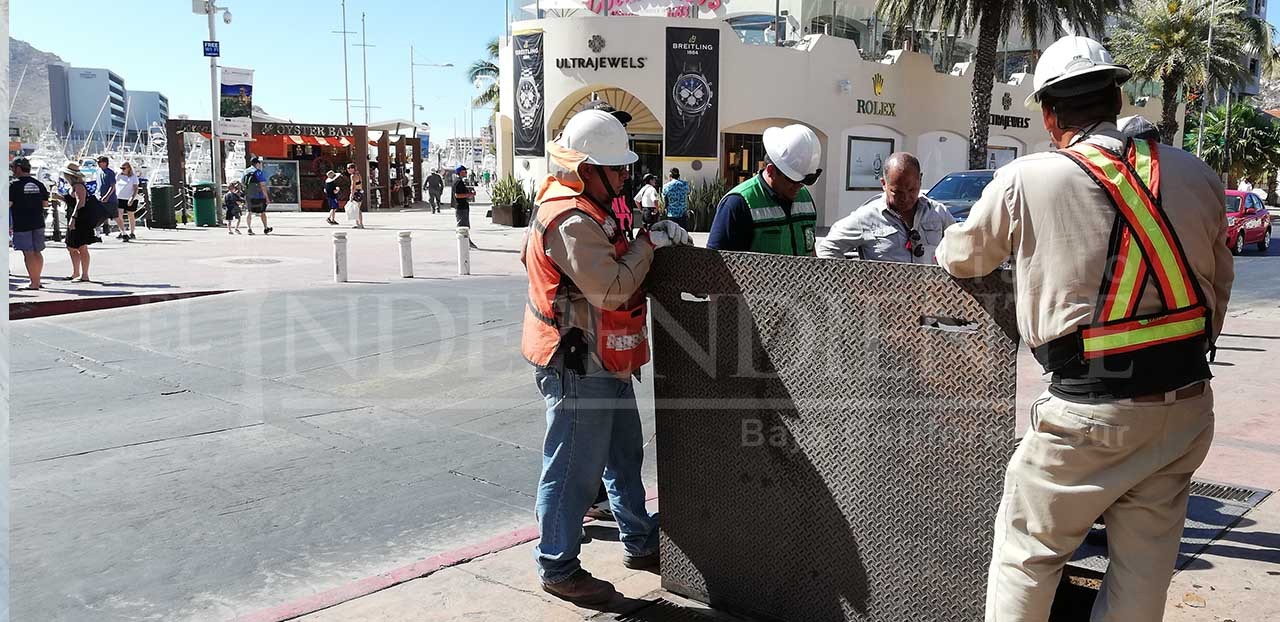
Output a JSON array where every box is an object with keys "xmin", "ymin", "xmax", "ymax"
[
  {"xmin": 925, "ymin": 170, "xmax": 995, "ymax": 223},
  {"xmin": 1224, "ymin": 190, "xmax": 1272, "ymax": 255}
]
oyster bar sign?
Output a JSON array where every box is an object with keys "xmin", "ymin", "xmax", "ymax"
[{"xmin": 556, "ymin": 36, "xmax": 648, "ymax": 70}]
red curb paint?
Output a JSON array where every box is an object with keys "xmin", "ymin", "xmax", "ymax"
[
  {"xmin": 236, "ymin": 493, "xmax": 659, "ymax": 622},
  {"xmin": 9, "ymin": 290, "xmax": 232, "ymax": 320}
]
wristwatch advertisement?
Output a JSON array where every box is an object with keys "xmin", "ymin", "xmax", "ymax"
[
  {"xmin": 513, "ymin": 30, "xmax": 546, "ymax": 157},
  {"xmin": 665, "ymin": 27, "xmax": 719, "ymax": 158}
]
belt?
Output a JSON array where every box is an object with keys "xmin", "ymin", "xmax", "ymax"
[{"xmin": 1128, "ymin": 381, "xmax": 1206, "ymax": 404}]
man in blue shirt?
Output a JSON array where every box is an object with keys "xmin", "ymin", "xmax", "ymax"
[
  {"xmin": 243, "ymin": 156, "xmax": 273, "ymax": 234},
  {"xmin": 661, "ymin": 167, "xmax": 690, "ymax": 230},
  {"xmin": 95, "ymin": 156, "xmax": 126, "ymax": 239}
]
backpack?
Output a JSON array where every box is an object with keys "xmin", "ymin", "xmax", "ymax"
[{"xmin": 241, "ymin": 169, "xmax": 257, "ymax": 191}]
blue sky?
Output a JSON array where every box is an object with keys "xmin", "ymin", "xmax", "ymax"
[{"xmin": 12, "ymin": 0, "xmax": 509, "ymax": 144}]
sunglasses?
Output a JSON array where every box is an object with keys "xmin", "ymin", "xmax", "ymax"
[
  {"xmin": 905, "ymin": 230, "xmax": 926, "ymax": 258},
  {"xmin": 604, "ymin": 165, "xmax": 628, "ymax": 174},
  {"xmin": 775, "ymin": 165, "xmax": 824, "ymax": 186}
]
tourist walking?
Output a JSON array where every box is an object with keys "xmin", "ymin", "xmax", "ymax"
[
  {"xmin": 115, "ymin": 161, "xmax": 140, "ymax": 240},
  {"xmin": 95, "ymin": 156, "xmax": 126, "ymax": 239},
  {"xmin": 345, "ymin": 163, "xmax": 365, "ymax": 229},
  {"xmin": 242, "ymin": 157, "xmax": 273, "ymax": 234},
  {"xmin": 425, "ymin": 169, "xmax": 444, "ymax": 213},
  {"xmin": 10, "ymin": 157, "xmax": 50, "ymax": 289},
  {"xmin": 59, "ymin": 160, "xmax": 101, "ymax": 282},
  {"xmin": 324, "ymin": 170, "xmax": 342, "ymax": 225},
  {"xmin": 224, "ymin": 182, "xmax": 244, "ymax": 234},
  {"xmin": 635, "ymin": 173, "xmax": 662, "ymax": 228},
  {"xmin": 661, "ymin": 168, "xmax": 690, "ymax": 231}
]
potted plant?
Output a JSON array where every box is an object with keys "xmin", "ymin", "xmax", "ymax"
[{"xmin": 490, "ymin": 175, "xmax": 527, "ymax": 227}]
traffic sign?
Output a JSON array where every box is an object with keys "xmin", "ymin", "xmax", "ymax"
[{"xmin": 203, "ymin": 41, "xmax": 220, "ymax": 57}]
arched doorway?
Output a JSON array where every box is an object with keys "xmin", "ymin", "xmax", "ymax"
[{"xmin": 549, "ymin": 87, "xmax": 664, "ymax": 181}]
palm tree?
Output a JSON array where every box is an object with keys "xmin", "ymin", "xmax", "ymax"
[
  {"xmin": 877, "ymin": 0, "xmax": 1115, "ymax": 169},
  {"xmin": 1109, "ymin": 0, "xmax": 1274, "ymax": 145},
  {"xmin": 1184, "ymin": 102, "xmax": 1280, "ymax": 182},
  {"xmin": 469, "ymin": 37, "xmax": 500, "ymax": 108}
]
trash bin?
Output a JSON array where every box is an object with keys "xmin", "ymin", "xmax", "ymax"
[
  {"xmin": 147, "ymin": 184, "xmax": 178, "ymax": 229},
  {"xmin": 193, "ymin": 182, "xmax": 218, "ymax": 226}
]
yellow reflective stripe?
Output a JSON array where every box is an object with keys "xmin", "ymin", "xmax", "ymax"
[
  {"xmin": 1082, "ymin": 316, "xmax": 1206, "ymax": 353},
  {"xmin": 1107, "ymin": 240, "xmax": 1144, "ymax": 322},
  {"xmin": 1131, "ymin": 141, "xmax": 1152, "ymax": 187},
  {"xmin": 1075, "ymin": 146, "xmax": 1193, "ymax": 308}
]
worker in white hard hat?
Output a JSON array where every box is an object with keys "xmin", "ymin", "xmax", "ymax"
[
  {"xmin": 707, "ymin": 123, "xmax": 822, "ymax": 255},
  {"xmin": 936, "ymin": 35, "xmax": 1233, "ymax": 621},
  {"xmin": 521, "ymin": 109, "xmax": 692, "ymax": 605}
]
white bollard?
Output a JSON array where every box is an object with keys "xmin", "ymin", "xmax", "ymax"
[
  {"xmin": 456, "ymin": 226, "xmax": 471, "ymax": 276},
  {"xmin": 333, "ymin": 232, "xmax": 348, "ymax": 283},
  {"xmin": 398, "ymin": 231, "xmax": 414, "ymax": 278}
]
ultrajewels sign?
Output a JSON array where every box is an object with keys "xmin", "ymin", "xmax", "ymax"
[
  {"xmin": 513, "ymin": 30, "xmax": 546, "ymax": 157},
  {"xmin": 665, "ymin": 27, "xmax": 719, "ymax": 158}
]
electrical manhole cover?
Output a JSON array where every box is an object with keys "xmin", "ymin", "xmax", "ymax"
[{"xmin": 226, "ymin": 258, "xmax": 283, "ymax": 265}]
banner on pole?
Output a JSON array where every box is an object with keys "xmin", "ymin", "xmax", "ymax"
[
  {"xmin": 512, "ymin": 30, "xmax": 545, "ymax": 157},
  {"xmin": 219, "ymin": 67, "xmax": 254, "ymax": 141},
  {"xmin": 665, "ymin": 27, "xmax": 719, "ymax": 158}
]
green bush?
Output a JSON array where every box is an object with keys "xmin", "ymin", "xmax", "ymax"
[
  {"xmin": 685, "ymin": 177, "xmax": 728, "ymax": 232},
  {"xmin": 490, "ymin": 175, "xmax": 525, "ymax": 207}
]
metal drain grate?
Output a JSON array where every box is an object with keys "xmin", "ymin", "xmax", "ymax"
[{"xmin": 1189, "ymin": 479, "xmax": 1272, "ymax": 507}]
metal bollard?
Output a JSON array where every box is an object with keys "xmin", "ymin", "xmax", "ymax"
[
  {"xmin": 333, "ymin": 232, "xmax": 348, "ymax": 283},
  {"xmin": 456, "ymin": 227, "xmax": 471, "ymax": 276},
  {"xmin": 398, "ymin": 231, "xmax": 414, "ymax": 278}
]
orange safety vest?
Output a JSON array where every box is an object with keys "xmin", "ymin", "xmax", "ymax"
[
  {"xmin": 1057, "ymin": 138, "xmax": 1210, "ymax": 360},
  {"xmin": 521, "ymin": 193, "xmax": 650, "ymax": 375}
]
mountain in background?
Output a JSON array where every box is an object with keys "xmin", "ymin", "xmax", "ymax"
[{"xmin": 9, "ymin": 37, "xmax": 66, "ymax": 142}]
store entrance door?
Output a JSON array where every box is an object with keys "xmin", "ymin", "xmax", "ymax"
[
  {"xmin": 629, "ymin": 136, "xmax": 663, "ymax": 181},
  {"xmin": 724, "ymin": 133, "xmax": 766, "ymax": 186}
]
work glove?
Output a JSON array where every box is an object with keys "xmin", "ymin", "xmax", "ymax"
[{"xmin": 647, "ymin": 220, "xmax": 693, "ymax": 248}]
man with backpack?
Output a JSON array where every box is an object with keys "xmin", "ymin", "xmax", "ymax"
[{"xmin": 242, "ymin": 157, "xmax": 273, "ymax": 235}]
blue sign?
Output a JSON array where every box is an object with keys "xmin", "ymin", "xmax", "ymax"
[
  {"xmin": 203, "ymin": 41, "xmax": 220, "ymax": 57},
  {"xmin": 419, "ymin": 135, "xmax": 430, "ymax": 154}
]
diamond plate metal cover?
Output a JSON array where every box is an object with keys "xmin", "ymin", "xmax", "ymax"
[{"xmin": 645, "ymin": 247, "xmax": 1018, "ymax": 622}]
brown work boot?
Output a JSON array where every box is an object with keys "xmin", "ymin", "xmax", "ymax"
[
  {"xmin": 623, "ymin": 551, "xmax": 659, "ymax": 571},
  {"xmin": 541, "ymin": 569, "xmax": 616, "ymax": 605}
]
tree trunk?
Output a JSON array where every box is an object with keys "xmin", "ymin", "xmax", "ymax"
[
  {"xmin": 1267, "ymin": 169, "xmax": 1277, "ymax": 206},
  {"xmin": 1159, "ymin": 74, "xmax": 1183, "ymax": 145},
  {"xmin": 968, "ymin": 4, "xmax": 1002, "ymax": 170}
]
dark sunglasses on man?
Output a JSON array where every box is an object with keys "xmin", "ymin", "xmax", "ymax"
[
  {"xmin": 784, "ymin": 168, "xmax": 823, "ymax": 186},
  {"xmin": 905, "ymin": 229, "xmax": 926, "ymax": 257}
]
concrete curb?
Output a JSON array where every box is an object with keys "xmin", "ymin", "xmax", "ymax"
[
  {"xmin": 8, "ymin": 290, "xmax": 233, "ymax": 320},
  {"xmin": 235, "ymin": 493, "xmax": 659, "ymax": 622}
]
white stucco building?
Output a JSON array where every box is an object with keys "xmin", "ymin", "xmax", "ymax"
[{"xmin": 497, "ymin": 1, "xmax": 1169, "ymax": 227}]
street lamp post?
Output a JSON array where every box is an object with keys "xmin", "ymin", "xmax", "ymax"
[
  {"xmin": 194, "ymin": 0, "xmax": 231, "ymax": 218},
  {"xmin": 410, "ymin": 47, "xmax": 453, "ymax": 126}
]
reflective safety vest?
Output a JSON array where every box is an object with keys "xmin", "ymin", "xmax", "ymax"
[
  {"xmin": 1057, "ymin": 138, "xmax": 1210, "ymax": 361},
  {"xmin": 729, "ymin": 176, "xmax": 818, "ymax": 256},
  {"xmin": 521, "ymin": 192, "xmax": 650, "ymax": 375}
]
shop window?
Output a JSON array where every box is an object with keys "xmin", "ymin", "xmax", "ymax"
[
  {"xmin": 847, "ymin": 136, "xmax": 894, "ymax": 191},
  {"xmin": 986, "ymin": 146, "xmax": 1018, "ymax": 169},
  {"xmin": 724, "ymin": 133, "xmax": 766, "ymax": 186}
]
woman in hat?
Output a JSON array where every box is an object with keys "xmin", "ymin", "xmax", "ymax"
[
  {"xmin": 324, "ymin": 170, "xmax": 342, "ymax": 225},
  {"xmin": 58, "ymin": 160, "xmax": 100, "ymax": 281}
]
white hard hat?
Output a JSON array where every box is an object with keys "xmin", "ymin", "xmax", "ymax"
[
  {"xmin": 763, "ymin": 124, "xmax": 822, "ymax": 182},
  {"xmin": 554, "ymin": 109, "xmax": 637, "ymax": 167},
  {"xmin": 1026, "ymin": 35, "xmax": 1131, "ymax": 109}
]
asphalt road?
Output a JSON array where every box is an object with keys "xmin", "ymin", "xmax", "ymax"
[{"xmin": 10, "ymin": 276, "xmax": 659, "ymax": 621}]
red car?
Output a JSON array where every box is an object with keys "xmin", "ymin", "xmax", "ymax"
[{"xmin": 1224, "ymin": 190, "xmax": 1272, "ymax": 255}]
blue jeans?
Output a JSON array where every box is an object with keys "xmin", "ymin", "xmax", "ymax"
[{"xmin": 533, "ymin": 363, "xmax": 658, "ymax": 583}]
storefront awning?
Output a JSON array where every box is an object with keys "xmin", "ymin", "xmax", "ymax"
[{"xmin": 287, "ymin": 135, "xmax": 352, "ymax": 147}]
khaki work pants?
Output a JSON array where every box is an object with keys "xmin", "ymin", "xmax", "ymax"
[{"xmin": 986, "ymin": 387, "xmax": 1215, "ymax": 622}]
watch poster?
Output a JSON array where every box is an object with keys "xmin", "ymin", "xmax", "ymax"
[
  {"xmin": 513, "ymin": 30, "xmax": 545, "ymax": 157},
  {"xmin": 666, "ymin": 27, "xmax": 719, "ymax": 158}
]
